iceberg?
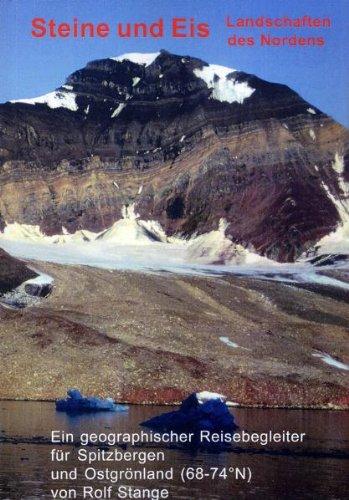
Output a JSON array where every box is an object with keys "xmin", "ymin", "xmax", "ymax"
[
  {"xmin": 56, "ymin": 389, "xmax": 128, "ymax": 414},
  {"xmin": 141, "ymin": 392, "xmax": 238, "ymax": 449}
]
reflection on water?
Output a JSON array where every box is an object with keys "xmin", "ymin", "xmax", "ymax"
[{"xmin": 0, "ymin": 402, "xmax": 348, "ymax": 499}]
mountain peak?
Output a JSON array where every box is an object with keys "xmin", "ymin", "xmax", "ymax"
[
  {"xmin": 109, "ymin": 51, "xmax": 161, "ymax": 67},
  {"xmin": 9, "ymin": 50, "xmax": 252, "ymax": 111},
  {"xmin": 1, "ymin": 50, "xmax": 347, "ymax": 262}
]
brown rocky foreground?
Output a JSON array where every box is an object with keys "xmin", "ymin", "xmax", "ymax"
[{"xmin": 0, "ymin": 261, "xmax": 348, "ymax": 408}]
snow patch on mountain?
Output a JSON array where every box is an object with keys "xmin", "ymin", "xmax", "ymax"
[
  {"xmin": 307, "ymin": 107, "xmax": 316, "ymax": 114},
  {"xmin": 25, "ymin": 270, "xmax": 54, "ymax": 286},
  {"xmin": 1, "ymin": 223, "xmax": 47, "ymax": 241},
  {"xmin": 110, "ymin": 52, "xmax": 160, "ymax": 67},
  {"xmin": 96, "ymin": 204, "xmax": 166, "ymax": 245},
  {"xmin": 312, "ymin": 352, "xmax": 349, "ymax": 371},
  {"xmin": 332, "ymin": 152, "xmax": 346, "ymax": 180},
  {"xmin": 315, "ymin": 224, "xmax": 349, "ymax": 254},
  {"xmin": 97, "ymin": 219, "xmax": 156, "ymax": 245},
  {"xmin": 186, "ymin": 219, "xmax": 270, "ymax": 265},
  {"xmin": 0, "ymin": 222, "xmax": 100, "ymax": 244},
  {"xmin": 11, "ymin": 90, "xmax": 78, "ymax": 111},
  {"xmin": 313, "ymin": 153, "xmax": 349, "ymax": 254},
  {"xmin": 309, "ymin": 129, "xmax": 316, "ymax": 141},
  {"xmin": 331, "ymin": 153, "xmax": 349, "ymax": 215},
  {"xmin": 111, "ymin": 103, "xmax": 126, "ymax": 118},
  {"xmin": 193, "ymin": 64, "xmax": 255, "ymax": 104},
  {"xmin": 326, "ymin": 154, "xmax": 348, "ymax": 216},
  {"xmin": 220, "ymin": 337, "xmax": 240, "ymax": 349},
  {"xmin": 54, "ymin": 229, "xmax": 99, "ymax": 244},
  {"xmin": 138, "ymin": 219, "xmax": 167, "ymax": 242}
]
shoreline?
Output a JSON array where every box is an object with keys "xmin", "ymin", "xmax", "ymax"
[{"xmin": 0, "ymin": 397, "xmax": 348, "ymax": 411}]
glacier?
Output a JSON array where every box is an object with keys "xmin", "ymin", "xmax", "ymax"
[{"xmin": 1, "ymin": 200, "xmax": 349, "ymax": 290}]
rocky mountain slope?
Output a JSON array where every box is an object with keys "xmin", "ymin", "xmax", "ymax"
[{"xmin": 0, "ymin": 50, "xmax": 348, "ymax": 261}]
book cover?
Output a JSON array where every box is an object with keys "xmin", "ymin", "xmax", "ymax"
[{"xmin": 0, "ymin": 0, "xmax": 348, "ymax": 498}]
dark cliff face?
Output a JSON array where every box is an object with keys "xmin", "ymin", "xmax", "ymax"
[
  {"xmin": 0, "ymin": 50, "xmax": 348, "ymax": 261},
  {"xmin": 0, "ymin": 248, "xmax": 37, "ymax": 294}
]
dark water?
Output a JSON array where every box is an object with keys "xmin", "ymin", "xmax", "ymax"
[{"xmin": 0, "ymin": 402, "xmax": 348, "ymax": 499}]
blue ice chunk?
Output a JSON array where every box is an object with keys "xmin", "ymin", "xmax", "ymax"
[
  {"xmin": 141, "ymin": 392, "xmax": 238, "ymax": 449},
  {"xmin": 56, "ymin": 389, "xmax": 128, "ymax": 414}
]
